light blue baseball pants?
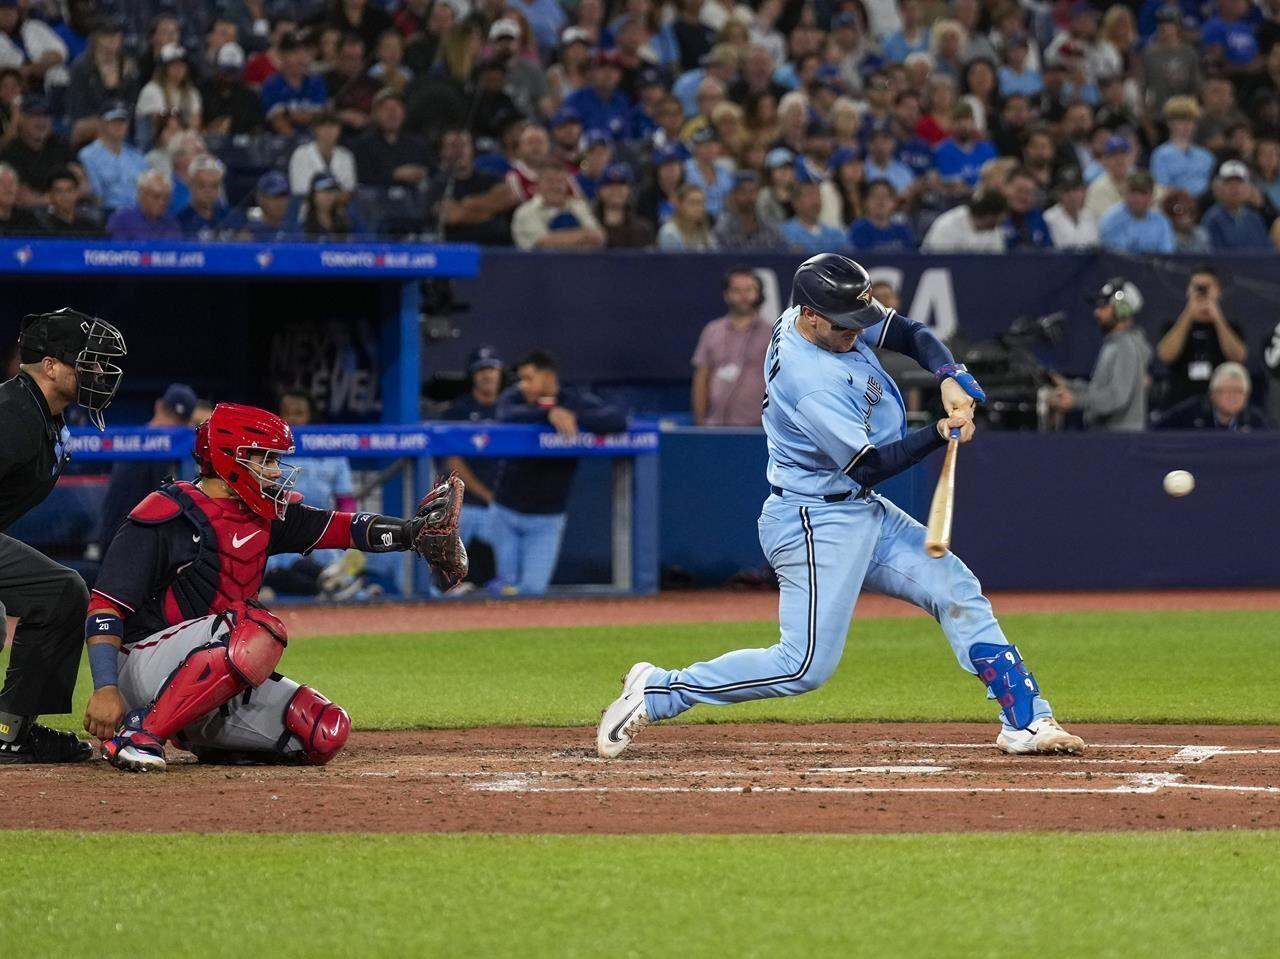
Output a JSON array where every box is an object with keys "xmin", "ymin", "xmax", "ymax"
[{"xmin": 643, "ymin": 492, "xmax": 1054, "ymax": 732}]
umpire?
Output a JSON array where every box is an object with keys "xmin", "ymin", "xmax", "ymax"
[{"xmin": 0, "ymin": 308, "xmax": 126, "ymax": 763}]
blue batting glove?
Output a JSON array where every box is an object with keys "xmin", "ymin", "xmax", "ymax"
[{"xmin": 935, "ymin": 363, "xmax": 986, "ymax": 404}]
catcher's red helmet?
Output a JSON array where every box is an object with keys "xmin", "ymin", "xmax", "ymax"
[{"xmin": 194, "ymin": 403, "xmax": 299, "ymax": 520}]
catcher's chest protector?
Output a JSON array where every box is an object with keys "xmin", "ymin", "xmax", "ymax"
[{"xmin": 161, "ymin": 481, "xmax": 272, "ymax": 624}]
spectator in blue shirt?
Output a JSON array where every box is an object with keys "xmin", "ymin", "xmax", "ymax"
[
  {"xmin": 780, "ymin": 180, "xmax": 850, "ymax": 252},
  {"xmin": 863, "ymin": 123, "xmax": 916, "ymax": 196},
  {"xmin": 890, "ymin": 90, "xmax": 934, "ymax": 179},
  {"xmin": 565, "ymin": 51, "xmax": 632, "ymax": 142},
  {"xmin": 575, "ymin": 131, "xmax": 613, "ymax": 200},
  {"xmin": 933, "ymin": 102, "xmax": 996, "ymax": 193},
  {"xmin": 106, "ymin": 168, "xmax": 183, "ymax": 240},
  {"xmin": 260, "ymin": 32, "xmax": 326, "ymax": 135},
  {"xmin": 1098, "ymin": 170, "xmax": 1176, "ymax": 253},
  {"xmin": 1001, "ymin": 165, "xmax": 1054, "ymax": 250},
  {"xmin": 683, "ymin": 125, "xmax": 734, "ymax": 217},
  {"xmin": 882, "ymin": 0, "xmax": 931, "ymax": 63},
  {"xmin": 998, "ymin": 33, "xmax": 1042, "ymax": 97},
  {"xmin": 1203, "ymin": 160, "xmax": 1272, "ymax": 251},
  {"xmin": 77, "ymin": 102, "xmax": 147, "ymax": 211},
  {"xmin": 175, "ymin": 154, "xmax": 229, "ymax": 238},
  {"xmin": 1151, "ymin": 96, "xmax": 1216, "ymax": 198},
  {"xmin": 1201, "ymin": 0, "xmax": 1263, "ymax": 76},
  {"xmin": 848, "ymin": 180, "xmax": 917, "ymax": 251},
  {"xmin": 221, "ymin": 171, "xmax": 298, "ymax": 241}
]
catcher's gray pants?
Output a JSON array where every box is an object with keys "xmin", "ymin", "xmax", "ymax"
[
  {"xmin": 119, "ymin": 614, "xmax": 312, "ymax": 760},
  {"xmin": 0, "ymin": 534, "xmax": 90, "ymax": 718}
]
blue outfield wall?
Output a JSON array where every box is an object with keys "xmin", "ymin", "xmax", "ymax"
[
  {"xmin": 657, "ymin": 429, "xmax": 1280, "ymax": 590},
  {"xmin": 441, "ymin": 251, "xmax": 1280, "ymax": 385}
]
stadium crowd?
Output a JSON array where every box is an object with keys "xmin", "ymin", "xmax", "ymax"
[{"xmin": 0, "ymin": 0, "xmax": 1279, "ymax": 250}]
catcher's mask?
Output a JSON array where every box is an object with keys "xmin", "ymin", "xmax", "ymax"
[
  {"xmin": 194, "ymin": 403, "xmax": 300, "ymax": 520},
  {"xmin": 19, "ymin": 308, "xmax": 127, "ymax": 430}
]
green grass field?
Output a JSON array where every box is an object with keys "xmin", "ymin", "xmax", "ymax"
[
  {"xmin": 3, "ymin": 831, "xmax": 1278, "ymax": 959},
  {"xmin": 3, "ymin": 607, "xmax": 1278, "ymax": 957}
]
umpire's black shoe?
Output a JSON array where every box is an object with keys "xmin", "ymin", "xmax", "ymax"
[{"xmin": 0, "ymin": 722, "xmax": 94, "ymax": 764}]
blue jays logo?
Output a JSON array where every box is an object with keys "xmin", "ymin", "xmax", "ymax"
[
  {"xmin": 14, "ymin": 245, "xmax": 33, "ymax": 266},
  {"xmin": 856, "ymin": 286, "xmax": 873, "ymax": 306},
  {"xmin": 470, "ymin": 432, "xmax": 490, "ymax": 451}
]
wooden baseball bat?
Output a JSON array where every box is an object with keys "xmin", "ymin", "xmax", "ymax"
[{"xmin": 924, "ymin": 431, "xmax": 960, "ymax": 559}]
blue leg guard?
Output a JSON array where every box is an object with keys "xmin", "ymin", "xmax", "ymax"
[{"xmin": 970, "ymin": 643, "xmax": 1040, "ymax": 730}]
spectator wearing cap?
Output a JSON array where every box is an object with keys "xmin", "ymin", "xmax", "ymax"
[
  {"xmin": 437, "ymin": 346, "xmax": 506, "ymax": 589},
  {"xmin": 565, "ymin": 51, "xmax": 632, "ymax": 141},
  {"xmin": 595, "ymin": 162, "xmax": 655, "ymax": 248},
  {"xmin": 546, "ymin": 107, "xmax": 583, "ymax": 162},
  {"xmin": 1098, "ymin": 170, "xmax": 1175, "ymax": 253},
  {"xmin": 106, "ymin": 168, "xmax": 181, "ymax": 239},
  {"xmin": 921, "ymin": 189, "xmax": 1008, "ymax": 252},
  {"xmin": 245, "ymin": 15, "xmax": 298, "ymax": 87},
  {"xmin": 468, "ymin": 58, "xmax": 520, "ymax": 142},
  {"xmin": 201, "ymin": 16, "xmax": 240, "ymax": 81},
  {"xmin": 999, "ymin": 33, "xmax": 1043, "ymax": 97},
  {"xmin": 674, "ymin": 44, "xmax": 739, "ymax": 118},
  {"xmin": 638, "ymin": 144, "xmax": 685, "ymax": 225},
  {"xmin": 848, "ymin": 179, "xmax": 916, "ymax": 251},
  {"xmin": 512, "ymin": 160, "xmax": 605, "ymax": 250},
  {"xmin": 0, "ymin": 161, "xmax": 39, "ymax": 235},
  {"xmin": 303, "ymin": 171, "xmax": 364, "ymax": 240},
  {"xmin": 426, "ymin": 127, "xmax": 514, "ymax": 245},
  {"xmin": 664, "ymin": 0, "xmax": 716, "ymax": 73},
  {"xmin": 1152, "ymin": 97, "xmax": 1215, "ymax": 198},
  {"xmin": 136, "ymin": 43, "xmax": 203, "ymax": 144},
  {"xmin": 1157, "ymin": 362, "xmax": 1269, "ymax": 431},
  {"xmin": 1001, "ymin": 165, "xmax": 1054, "ymax": 250},
  {"xmin": 863, "ymin": 123, "xmax": 916, "ymax": 196},
  {"xmin": 797, "ymin": 117, "xmax": 835, "ymax": 183},
  {"xmin": 657, "ymin": 182, "xmax": 718, "ymax": 250},
  {"xmin": 1161, "ymin": 187, "xmax": 1211, "ymax": 253},
  {"xmin": 1085, "ymin": 134, "xmax": 1135, "ymax": 218},
  {"xmin": 42, "ymin": 166, "xmax": 102, "ymax": 237},
  {"xmin": 260, "ymin": 31, "xmax": 325, "ymax": 135},
  {"xmin": 66, "ymin": 16, "xmax": 139, "ymax": 145},
  {"xmin": 223, "ymin": 170, "xmax": 297, "ymax": 241},
  {"xmin": 714, "ymin": 169, "xmax": 781, "ymax": 249},
  {"xmin": 176, "ymin": 154, "xmax": 228, "ymax": 238},
  {"xmin": 200, "ymin": 41, "xmax": 262, "ymax": 136},
  {"xmin": 1044, "ymin": 171, "xmax": 1099, "ymax": 249},
  {"xmin": 883, "ymin": 0, "xmax": 931, "ymax": 63},
  {"xmin": 1094, "ymin": 75, "xmax": 1140, "ymax": 136},
  {"xmin": 352, "ymin": 88, "xmax": 429, "ymax": 189},
  {"xmin": 683, "ymin": 125, "xmax": 734, "ymax": 217},
  {"xmin": 548, "ymin": 26, "xmax": 592, "ymax": 108},
  {"xmin": 933, "ymin": 102, "xmax": 996, "ymax": 193},
  {"xmin": 1203, "ymin": 160, "xmax": 1271, "ymax": 250},
  {"xmin": 0, "ymin": 0, "xmax": 67, "ymax": 84},
  {"xmin": 757, "ymin": 146, "xmax": 795, "ymax": 223},
  {"xmin": 575, "ymin": 130, "xmax": 614, "ymax": 200},
  {"xmin": 779, "ymin": 179, "xmax": 849, "ymax": 252},
  {"xmin": 95, "ymin": 383, "xmax": 198, "ymax": 556},
  {"xmin": 77, "ymin": 102, "xmax": 147, "ymax": 211},
  {"xmin": 0, "ymin": 96, "xmax": 78, "ymax": 205},
  {"xmin": 289, "ymin": 111, "xmax": 356, "ymax": 197},
  {"xmin": 628, "ymin": 68, "xmax": 672, "ymax": 142},
  {"xmin": 487, "ymin": 19, "xmax": 547, "ymax": 121},
  {"xmin": 1143, "ymin": 6, "xmax": 1201, "ymax": 114}
]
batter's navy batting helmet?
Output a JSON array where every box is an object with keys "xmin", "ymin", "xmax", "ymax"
[{"xmin": 790, "ymin": 254, "xmax": 887, "ymax": 330}]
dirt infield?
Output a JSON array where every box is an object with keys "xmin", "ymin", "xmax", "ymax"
[{"xmin": 2, "ymin": 723, "xmax": 1277, "ymax": 834}]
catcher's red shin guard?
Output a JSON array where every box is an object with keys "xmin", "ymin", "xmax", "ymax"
[
  {"xmin": 140, "ymin": 608, "xmax": 288, "ymax": 745},
  {"xmin": 284, "ymin": 686, "xmax": 350, "ymax": 765}
]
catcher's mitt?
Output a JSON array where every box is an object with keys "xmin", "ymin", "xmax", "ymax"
[{"xmin": 412, "ymin": 472, "xmax": 469, "ymax": 584}]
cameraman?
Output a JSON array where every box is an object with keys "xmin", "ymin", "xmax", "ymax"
[
  {"xmin": 1050, "ymin": 278, "xmax": 1152, "ymax": 431},
  {"xmin": 1155, "ymin": 266, "xmax": 1247, "ymax": 409}
]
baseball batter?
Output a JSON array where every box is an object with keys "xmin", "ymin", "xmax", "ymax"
[
  {"xmin": 598, "ymin": 254, "xmax": 1085, "ymax": 758},
  {"xmin": 83, "ymin": 403, "xmax": 467, "ymax": 772}
]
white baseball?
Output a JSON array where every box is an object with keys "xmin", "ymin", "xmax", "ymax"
[{"xmin": 1163, "ymin": 470, "xmax": 1195, "ymax": 497}]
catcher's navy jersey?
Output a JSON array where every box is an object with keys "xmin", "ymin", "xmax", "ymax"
[{"xmin": 762, "ymin": 306, "xmax": 908, "ymax": 497}]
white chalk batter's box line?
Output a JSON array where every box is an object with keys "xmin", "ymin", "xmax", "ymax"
[{"xmin": 452, "ymin": 741, "xmax": 1280, "ymax": 797}]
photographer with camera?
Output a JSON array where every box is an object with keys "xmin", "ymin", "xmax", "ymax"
[
  {"xmin": 1049, "ymin": 279, "xmax": 1152, "ymax": 432},
  {"xmin": 1155, "ymin": 266, "xmax": 1248, "ymax": 410}
]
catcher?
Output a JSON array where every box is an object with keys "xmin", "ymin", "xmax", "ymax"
[{"xmin": 82, "ymin": 403, "xmax": 466, "ymax": 772}]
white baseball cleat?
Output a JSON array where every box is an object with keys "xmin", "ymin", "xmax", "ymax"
[
  {"xmin": 596, "ymin": 662, "xmax": 655, "ymax": 759},
  {"xmin": 996, "ymin": 717, "xmax": 1085, "ymax": 755}
]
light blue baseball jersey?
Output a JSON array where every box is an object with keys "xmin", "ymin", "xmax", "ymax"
[{"xmin": 763, "ymin": 305, "xmax": 908, "ymax": 497}]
